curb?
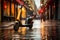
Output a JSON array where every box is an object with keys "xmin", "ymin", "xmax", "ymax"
[{"xmin": 0, "ymin": 22, "xmax": 15, "ymax": 28}]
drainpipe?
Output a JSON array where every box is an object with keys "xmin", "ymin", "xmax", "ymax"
[
  {"xmin": 55, "ymin": 0, "xmax": 58, "ymax": 20},
  {"xmin": 1, "ymin": 0, "xmax": 4, "ymax": 22}
]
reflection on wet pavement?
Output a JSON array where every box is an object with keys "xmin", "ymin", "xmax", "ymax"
[
  {"xmin": 41, "ymin": 20, "xmax": 60, "ymax": 40},
  {"xmin": 0, "ymin": 20, "xmax": 59, "ymax": 40},
  {"xmin": 0, "ymin": 20, "xmax": 41, "ymax": 40},
  {"xmin": 0, "ymin": 28, "xmax": 41, "ymax": 40}
]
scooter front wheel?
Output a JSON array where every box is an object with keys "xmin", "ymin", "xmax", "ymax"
[{"xmin": 14, "ymin": 22, "xmax": 19, "ymax": 31}]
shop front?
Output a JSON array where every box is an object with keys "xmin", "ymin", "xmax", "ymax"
[{"xmin": 1, "ymin": 0, "xmax": 15, "ymax": 22}]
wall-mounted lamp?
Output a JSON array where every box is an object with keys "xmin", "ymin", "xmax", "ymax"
[{"xmin": 40, "ymin": 3, "xmax": 43, "ymax": 6}]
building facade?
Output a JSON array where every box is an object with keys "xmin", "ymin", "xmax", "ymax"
[
  {"xmin": 1, "ymin": 0, "xmax": 36, "ymax": 22},
  {"xmin": 22, "ymin": 0, "xmax": 37, "ymax": 18},
  {"xmin": 40, "ymin": 0, "xmax": 59, "ymax": 40},
  {"xmin": 1, "ymin": 0, "xmax": 16, "ymax": 22},
  {"xmin": 0, "ymin": 0, "xmax": 1, "ymax": 22}
]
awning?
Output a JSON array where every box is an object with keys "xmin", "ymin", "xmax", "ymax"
[
  {"xmin": 16, "ymin": 0, "xmax": 33, "ymax": 11},
  {"xmin": 46, "ymin": 0, "xmax": 54, "ymax": 7},
  {"xmin": 16, "ymin": 0, "xmax": 24, "ymax": 5}
]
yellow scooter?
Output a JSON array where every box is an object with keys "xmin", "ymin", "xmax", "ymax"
[
  {"xmin": 14, "ymin": 17, "xmax": 33, "ymax": 31},
  {"xmin": 13, "ymin": 6, "xmax": 34, "ymax": 31}
]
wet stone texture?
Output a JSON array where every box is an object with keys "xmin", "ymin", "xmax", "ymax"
[
  {"xmin": 0, "ymin": 20, "xmax": 42, "ymax": 40},
  {"xmin": 0, "ymin": 20, "xmax": 60, "ymax": 40},
  {"xmin": 0, "ymin": 28, "xmax": 42, "ymax": 40}
]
